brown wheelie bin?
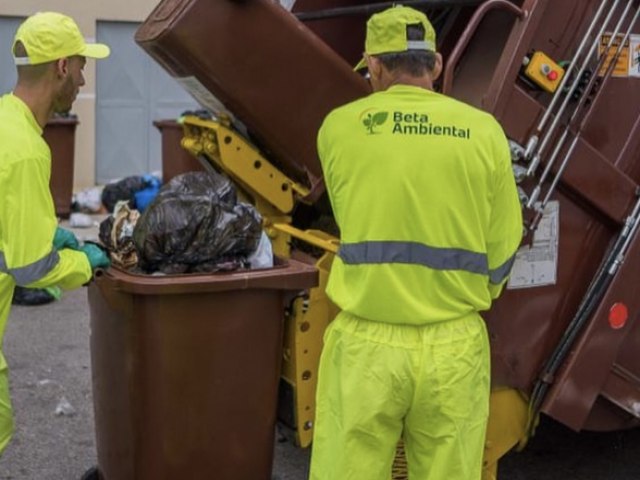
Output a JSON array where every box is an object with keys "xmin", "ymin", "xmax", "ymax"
[
  {"xmin": 87, "ymin": 259, "xmax": 317, "ymax": 480},
  {"xmin": 43, "ymin": 114, "xmax": 78, "ymax": 219},
  {"xmin": 153, "ymin": 119, "xmax": 204, "ymax": 184},
  {"xmin": 135, "ymin": 0, "xmax": 369, "ymax": 202}
]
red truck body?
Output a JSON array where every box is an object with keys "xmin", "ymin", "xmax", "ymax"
[{"xmin": 136, "ymin": 0, "xmax": 640, "ymax": 455}]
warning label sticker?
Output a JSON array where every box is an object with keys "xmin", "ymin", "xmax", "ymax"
[
  {"xmin": 507, "ymin": 201, "xmax": 559, "ymax": 290},
  {"xmin": 598, "ymin": 33, "xmax": 630, "ymax": 77},
  {"xmin": 630, "ymin": 36, "xmax": 640, "ymax": 77},
  {"xmin": 598, "ymin": 33, "xmax": 640, "ymax": 77}
]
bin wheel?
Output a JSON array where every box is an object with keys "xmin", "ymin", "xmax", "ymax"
[{"xmin": 80, "ymin": 466, "xmax": 100, "ymax": 480}]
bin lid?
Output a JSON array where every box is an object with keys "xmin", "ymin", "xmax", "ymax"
[
  {"xmin": 94, "ymin": 258, "xmax": 318, "ymax": 295},
  {"xmin": 135, "ymin": 0, "xmax": 369, "ymax": 202}
]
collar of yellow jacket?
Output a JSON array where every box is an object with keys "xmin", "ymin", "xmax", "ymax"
[{"xmin": 8, "ymin": 93, "xmax": 43, "ymax": 135}]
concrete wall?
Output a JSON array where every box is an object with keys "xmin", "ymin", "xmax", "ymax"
[{"xmin": 1, "ymin": 0, "xmax": 159, "ymax": 189}]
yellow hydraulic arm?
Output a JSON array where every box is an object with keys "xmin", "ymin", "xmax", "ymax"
[{"xmin": 180, "ymin": 114, "xmax": 338, "ymax": 446}]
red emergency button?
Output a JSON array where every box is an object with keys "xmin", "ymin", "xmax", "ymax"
[
  {"xmin": 547, "ymin": 70, "xmax": 559, "ymax": 81},
  {"xmin": 608, "ymin": 302, "xmax": 628, "ymax": 330}
]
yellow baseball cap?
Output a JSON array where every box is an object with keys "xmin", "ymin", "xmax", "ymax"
[
  {"xmin": 12, "ymin": 12, "xmax": 110, "ymax": 66},
  {"xmin": 354, "ymin": 5, "xmax": 436, "ymax": 71}
]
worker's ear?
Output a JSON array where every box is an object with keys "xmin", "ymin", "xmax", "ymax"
[
  {"xmin": 55, "ymin": 57, "xmax": 69, "ymax": 78},
  {"xmin": 430, "ymin": 52, "xmax": 443, "ymax": 82},
  {"xmin": 365, "ymin": 54, "xmax": 382, "ymax": 80}
]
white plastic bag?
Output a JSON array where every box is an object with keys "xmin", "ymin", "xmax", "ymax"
[{"xmin": 247, "ymin": 231, "xmax": 274, "ymax": 269}]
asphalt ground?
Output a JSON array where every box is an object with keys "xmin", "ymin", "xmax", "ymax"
[{"xmin": 0, "ymin": 221, "xmax": 639, "ymax": 479}]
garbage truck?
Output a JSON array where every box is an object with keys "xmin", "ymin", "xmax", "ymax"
[{"xmin": 129, "ymin": 0, "xmax": 640, "ymax": 478}]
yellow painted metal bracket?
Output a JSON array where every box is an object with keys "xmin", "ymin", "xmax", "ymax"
[
  {"xmin": 272, "ymin": 223, "xmax": 339, "ymax": 254},
  {"xmin": 482, "ymin": 388, "xmax": 531, "ymax": 480},
  {"xmin": 269, "ymin": 227, "xmax": 339, "ymax": 447},
  {"xmin": 281, "ymin": 251, "xmax": 338, "ymax": 447},
  {"xmin": 180, "ymin": 115, "xmax": 309, "ymax": 214}
]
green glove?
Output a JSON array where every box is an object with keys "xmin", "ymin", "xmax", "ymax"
[
  {"xmin": 53, "ymin": 227, "xmax": 79, "ymax": 250},
  {"xmin": 44, "ymin": 286, "xmax": 63, "ymax": 301},
  {"xmin": 79, "ymin": 243, "xmax": 111, "ymax": 270}
]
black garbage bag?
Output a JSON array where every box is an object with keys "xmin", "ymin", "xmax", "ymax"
[
  {"xmin": 101, "ymin": 176, "xmax": 147, "ymax": 213},
  {"xmin": 12, "ymin": 286, "xmax": 56, "ymax": 306},
  {"xmin": 133, "ymin": 171, "xmax": 262, "ymax": 274}
]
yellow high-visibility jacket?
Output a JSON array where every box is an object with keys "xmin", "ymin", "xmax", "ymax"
[
  {"xmin": 318, "ymin": 85, "xmax": 522, "ymax": 325},
  {"xmin": 0, "ymin": 93, "xmax": 91, "ymax": 450}
]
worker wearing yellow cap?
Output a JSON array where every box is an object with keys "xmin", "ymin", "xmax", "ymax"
[
  {"xmin": 310, "ymin": 5, "xmax": 522, "ymax": 479},
  {"xmin": 0, "ymin": 12, "xmax": 111, "ymax": 453}
]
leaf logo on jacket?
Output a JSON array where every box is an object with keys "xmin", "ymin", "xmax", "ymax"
[{"xmin": 361, "ymin": 109, "xmax": 389, "ymax": 134}]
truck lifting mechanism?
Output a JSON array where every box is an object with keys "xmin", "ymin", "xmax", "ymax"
[{"xmin": 135, "ymin": 0, "xmax": 640, "ymax": 478}]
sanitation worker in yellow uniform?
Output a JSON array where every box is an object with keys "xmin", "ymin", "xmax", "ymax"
[
  {"xmin": 0, "ymin": 12, "xmax": 111, "ymax": 455},
  {"xmin": 309, "ymin": 6, "xmax": 523, "ymax": 480}
]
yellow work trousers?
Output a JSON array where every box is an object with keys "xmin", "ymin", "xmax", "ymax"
[
  {"xmin": 309, "ymin": 311, "xmax": 490, "ymax": 480},
  {"xmin": 0, "ymin": 351, "xmax": 13, "ymax": 456}
]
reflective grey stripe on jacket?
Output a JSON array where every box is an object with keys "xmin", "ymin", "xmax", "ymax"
[
  {"xmin": 0, "ymin": 250, "xmax": 60, "ymax": 286},
  {"xmin": 338, "ymin": 241, "xmax": 516, "ymax": 285}
]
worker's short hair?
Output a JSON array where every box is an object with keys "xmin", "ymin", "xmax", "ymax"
[
  {"xmin": 13, "ymin": 40, "xmax": 28, "ymax": 57},
  {"xmin": 375, "ymin": 24, "xmax": 437, "ymax": 77},
  {"xmin": 13, "ymin": 40, "xmax": 52, "ymax": 80}
]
